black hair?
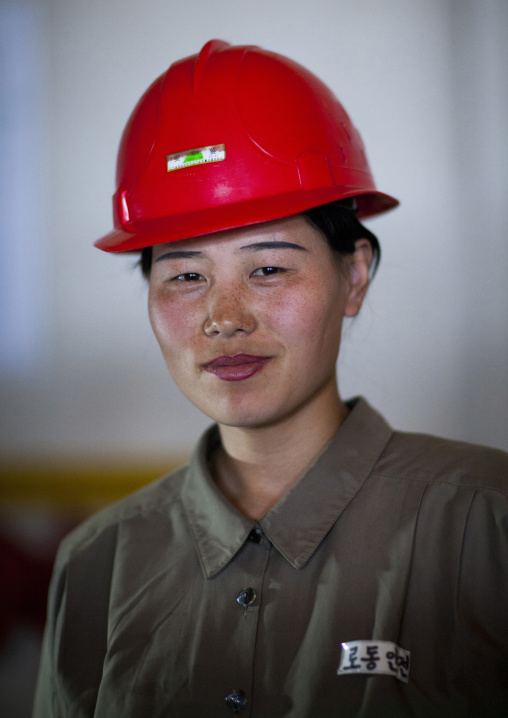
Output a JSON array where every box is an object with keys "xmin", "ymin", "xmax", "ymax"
[
  {"xmin": 140, "ymin": 244, "xmax": 153, "ymax": 278},
  {"xmin": 138, "ymin": 200, "xmax": 380, "ymax": 278},
  {"xmin": 303, "ymin": 200, "xmax": 380, "ymax": 276}
]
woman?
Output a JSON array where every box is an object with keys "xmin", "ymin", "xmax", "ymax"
[{"xmin": 33, "ymin": 41, "xmax": 508, "ymax": 717}]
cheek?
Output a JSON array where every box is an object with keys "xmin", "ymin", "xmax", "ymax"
[
  {"xmin": 148, "ymin": 292, "xmax": 197, "ymax": 361},
  {"xmin": 269, "ymin": 285, "xmax": 345, "ymax": 348}
]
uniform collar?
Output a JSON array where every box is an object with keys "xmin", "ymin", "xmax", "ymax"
[{"xmin": 181, "ymin": 398, "xmax": 393, "ymax": 578}]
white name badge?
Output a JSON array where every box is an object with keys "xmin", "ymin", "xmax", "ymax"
[{"xmin": 337, "ymin": 640, "xmax": 410, "ymax": 683}]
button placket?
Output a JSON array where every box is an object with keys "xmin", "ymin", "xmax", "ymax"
[{"xmin": 220, "ymin": 528, "xmax": 268, "ymax": 715}]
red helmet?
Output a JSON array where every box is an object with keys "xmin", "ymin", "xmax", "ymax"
[{"xmin": 95, "ymin": 40, "xmax": 398, "ymax": 252}]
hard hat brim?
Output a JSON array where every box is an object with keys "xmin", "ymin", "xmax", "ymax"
[{"xmin": 94, "ymin": 188, "xmax": 399, "ymax": 253}]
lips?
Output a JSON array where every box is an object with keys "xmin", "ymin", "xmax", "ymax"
[{"xmin": 202, "ymin": 354, "xmax": 271, "ymax": 381}]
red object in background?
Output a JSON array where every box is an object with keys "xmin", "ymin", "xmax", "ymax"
[
  {"xmin": 0, "ymin": 533, "xmax": 52, "ymax": 644},
  {"xmin": 0, "ymin": 518, "xmax": 79, "ymax": 648}
]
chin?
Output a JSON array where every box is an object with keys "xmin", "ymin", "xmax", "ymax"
[
  {"xmin": 203, "ymin": 410, "xmax": 271, "ymax": 429},
  {"xmin": 191, "ymin": 398, "xmax": 281, "ymax": 429}
]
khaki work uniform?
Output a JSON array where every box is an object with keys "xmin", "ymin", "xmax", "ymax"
[{"xmin": 33, "ymin": 399, "xmax": 508, "ymax": 717}]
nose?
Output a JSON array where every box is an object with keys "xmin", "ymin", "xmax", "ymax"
[{"xmin": 203, "ymin": 283, "xmax": 256, "ymax": 338}]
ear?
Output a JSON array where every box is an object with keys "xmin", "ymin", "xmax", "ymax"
[{"xmin": 344, "ymin": 239, "xmax": 373, "ymax": 317}]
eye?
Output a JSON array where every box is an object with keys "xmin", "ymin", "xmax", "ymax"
[
  {"xmin": 172, "ymin": 272, "xmax": 204, "ymax": 282},
  {"xmin": 251, "ymin": 266, "xmax": 285, "ymax": 277}
]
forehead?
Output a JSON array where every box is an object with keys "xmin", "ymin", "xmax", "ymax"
[{"xmin": 150, "ymin": 214, "xmax": 327, "ymax": 260}]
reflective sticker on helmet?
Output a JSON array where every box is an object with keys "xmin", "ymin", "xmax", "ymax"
[{"xmin": 167, "ymin": 144, "xmax": 226, "ymax": 172}]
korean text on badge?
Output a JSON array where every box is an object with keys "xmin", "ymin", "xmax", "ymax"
[{"xmin": 337, "ymin": 640, "xmax": 410, "ymax": 683}]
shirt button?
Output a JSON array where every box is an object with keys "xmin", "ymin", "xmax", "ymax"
[
  {"xmin": 236, "ymin": 587, "xmax": 256, "ymax": 607},
  {"xmin": 248, "ymin": 528, "xmax": 262, "ymax": 543},
  {"xmin": 225, "ymin": 689, "xmax": 247, "ymax": 713}
]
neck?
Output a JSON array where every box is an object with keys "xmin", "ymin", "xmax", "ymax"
[{"xmin": 211, "ymin": 377, "xmax": 349, "ymax": 520}]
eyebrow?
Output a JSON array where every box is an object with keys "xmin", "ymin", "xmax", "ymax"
[
  {"xmin": 239, "ymin": 241, "xmax": 308, "ymax": 252},
  {"xmin": 154, "ymin": 250, "xmax": 205, "ymax": 263}
]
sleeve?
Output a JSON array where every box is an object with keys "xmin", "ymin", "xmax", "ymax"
[
  {"xmin": 459, "ymin": 485, "xmax": 508, "ymax": 641},
  {"xmin": 456, "ymin": 484, "xmax": 508, "ymax": 714},
  {"xmin": 32, "ymin": 523, "xmax": 118, "ymax": 718},
  {"xmin": 32, "ymin": 550, "xmax": 68, "ymax": 718}
]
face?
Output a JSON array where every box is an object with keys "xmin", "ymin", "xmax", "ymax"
[{"xmin": 148, "ymin": 215, "xmax": 367, "ymax": 430}]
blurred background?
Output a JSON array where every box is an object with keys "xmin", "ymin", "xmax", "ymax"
[{"xmin": 1, "ymin": 0, "xmax": 507, "ymax": 714}]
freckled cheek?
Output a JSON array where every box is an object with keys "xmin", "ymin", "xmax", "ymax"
[
  {"xmin": 148, "ymin": 297, "xmax": 200, "ymax": 364},
  {"xmin": 268, "ymin": 294, "xmax": 336, "ymax": 343}
]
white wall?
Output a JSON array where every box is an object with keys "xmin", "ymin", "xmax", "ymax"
[{"xmin": 1, "ymin": 0, "xmax": 507, "ymax": 458}]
